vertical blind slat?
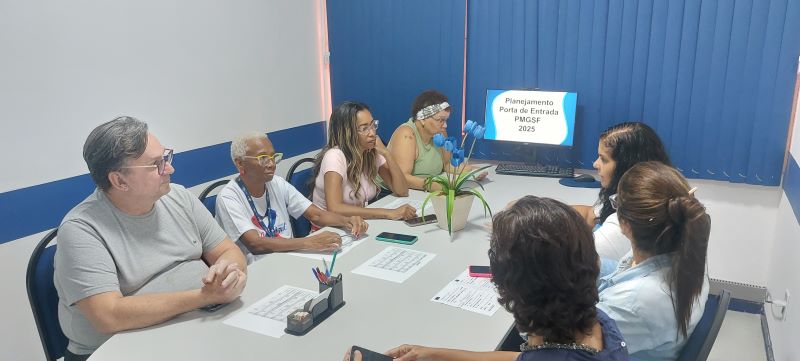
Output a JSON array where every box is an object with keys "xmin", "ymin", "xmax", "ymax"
[{"xmin": 327, "ymin": 0, "xmax": 800, "ymax": 185}]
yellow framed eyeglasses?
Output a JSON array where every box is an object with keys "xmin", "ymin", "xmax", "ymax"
[{"xmin": 243, "ymin": 152, "xmax": 283, "ymax": 166}]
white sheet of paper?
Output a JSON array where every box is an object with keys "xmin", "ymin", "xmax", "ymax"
[
  {"xmin": 431, "ymin": 269, "xmax": 500, "ymax": 316},
  {"xmin": 351, "ymin": 246, "xmax": 435, "ymax": 283},
  {"xmin": 383, "ymin": 198, "xmax": 434, "ymax": 216},
  {"xmin": 286, "ymin": 230, "xmax": 368, "ymax": 261},
  {"xmin": 223, "ymin": 285, "xmax": 317, "ymax": 338}
]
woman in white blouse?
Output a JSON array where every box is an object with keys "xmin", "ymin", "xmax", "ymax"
[{"xmin": 573, "ymin": 122, "xmax": 672, "ymax": 261}]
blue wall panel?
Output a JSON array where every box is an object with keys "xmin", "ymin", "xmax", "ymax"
[
  {"xmin": 465, "ymin": 0, "xmax": 800, "ymax": 185},
  {"xmin": 0, "ymin": 121, "xmax": 326, "ymax": 245},
  {"xmin": 326, "ymin": 0, "xmax": 466, "ymax": 142}
]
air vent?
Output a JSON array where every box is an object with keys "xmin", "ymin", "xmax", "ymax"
[{"xmin": 710, "ymin": 278, "xmax": 767, "ymax": 303}]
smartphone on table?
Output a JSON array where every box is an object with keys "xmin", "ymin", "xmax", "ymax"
[
  {"xmin": 199, "ymin": 303, "xmax": 228, "ymax": 312},
  {"xmin": 350, "ymin": 346, "xmax": 392, "ymax": 361},
  {"xmin": 468, "ymin": 265, "xmax": 492, "ymax": 278},
  {"xmin": 375, "ymin": 232, "xmax": 418, "ymax": 245},
  {"xmin": 403, "ymin": 214, "xmax": 437, "ymax": 227}
]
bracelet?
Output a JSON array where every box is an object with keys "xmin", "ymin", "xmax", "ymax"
[{"xmin": 423, "ymin": 176, "xmax": 433, "ymax": 192}]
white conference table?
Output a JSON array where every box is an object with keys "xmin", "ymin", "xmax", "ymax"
[{"xmin": 89, "ymin": 168, "xmax": 599, "ymax": 360}]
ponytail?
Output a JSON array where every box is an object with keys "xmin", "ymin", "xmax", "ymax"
[
  {"xmin": 666, "ymin": 196, "xmax": 710, "ymax": 337},
  {"xmin": 617, "ymin": 162, "xmax": 710, "ymax": 338}
]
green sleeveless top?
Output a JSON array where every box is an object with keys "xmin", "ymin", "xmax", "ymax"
[{"xmin": 399, "ymin": 119, "xmax": 444, "ymax": 177}]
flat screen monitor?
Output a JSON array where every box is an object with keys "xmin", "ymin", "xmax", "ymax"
[{"xmin": 484, "ymin": 89, "xmax": 577, "ymax": 147}]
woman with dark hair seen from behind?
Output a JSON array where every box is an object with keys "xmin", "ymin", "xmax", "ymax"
[
  {"xmin": 572, "ymin": 122, "xmax": 672, "ymax": 262},
  {"xmin": 344, "ymin": 196, "xmax": 629, "ymax": 361},
  {"xmin": 387, "ymin": 90, "xmax": 487, "ymax": 191},
  {"xmin": 597, "ymin": 161, "xmax": 710, "ymax": 360},
  {"xmin": 311, "ymin": 101, "xmax": 416, "ymax": 220}
]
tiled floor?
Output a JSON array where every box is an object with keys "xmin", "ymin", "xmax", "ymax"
[{"xmin": 708, "ymin": 310, "xmax": 767, "ymax": 361}]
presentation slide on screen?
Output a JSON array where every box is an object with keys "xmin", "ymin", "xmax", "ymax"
[{"xmin": 484, "ymin": 89, "xmax": 577, "ymax": 146}]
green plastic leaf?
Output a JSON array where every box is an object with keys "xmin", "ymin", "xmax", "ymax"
[
  {"xmin": 426, "ymin": 175, "xmax": 450, "ymax": 190},
  {"xmin": 420, "ymin": 192, "xmax": 436, "ymax": 218},
  {"xmin": 447, "ymin": 189, "xmax": 455, "ymax": 234},
  {"xmin": 454, "ymin": 165, "xmax": 492, "ymax": 190},
  {"xmin": 467, "ymin": 188, "xmax": 493, "ymax": 217}
]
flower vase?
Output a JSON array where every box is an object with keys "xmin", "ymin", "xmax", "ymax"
[{"xmin": 430, "ymin": 193, "xmax": 475, "ymax": 233}]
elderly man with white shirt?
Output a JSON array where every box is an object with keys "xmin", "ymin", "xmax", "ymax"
[{"xmin": 215, "ymin": 131, "xmax": 368, "ymax": 264}]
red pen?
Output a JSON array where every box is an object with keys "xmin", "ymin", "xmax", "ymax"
[
  {"xmin": 316, "ymin": 267, "xmax": 328, "ymax": 283},
  {"xmin": 312, "ymin": 268, "xmax": 323, "ymax": 283}
]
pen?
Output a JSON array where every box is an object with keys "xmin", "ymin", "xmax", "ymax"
[
  {"xmin": 312, "ymin": 268, "xmax": 321, "ymax": 283},
  {"xmin": 329, "ymin": 250, "xmax": 338, "ymax": 276},
  {"xmin": 322, "ymin": 258, "xmax": 330, "ymax": 277},
  {"xmin": 316, "ymin": 267, "xmax": 328, "ymax": 283}
]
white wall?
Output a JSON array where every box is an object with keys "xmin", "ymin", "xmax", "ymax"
[
  {"xmin": 765, "ymin": 194, "xmax": 800, "ymax": 361},
  {"xmin": 792, "ymin": 83, "xmax": 800, "ymax": 164},
  {"xmin": 765, "ymin": 61, "xmax": 800, "ymax": 361},
  {"xmin": 0, "ymin": 0, "xmax": 327, "ymax": 193},
  {"xmin": 696, "ymin": 180, "xmax": 779, "ymax": 286},
  {"xmin": 0, "ymin": 1, "xmax": 327, "ymax": 360}
]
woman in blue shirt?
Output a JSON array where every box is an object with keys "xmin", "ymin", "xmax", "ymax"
[
  {"xmin": 597, "ymin": 162, "xmax": 710, "ymax": 361},
  {"xmin": 345, "ymin": 196, "xmax": 629, "ymax": 361}
]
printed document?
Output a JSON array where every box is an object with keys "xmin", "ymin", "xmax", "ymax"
[
  {"xmin": 286, "ymin": 230, "xmax": 368, "ymax": 261},
  {"xmin": 351, "ymin": 246, "xmax": 435, "ymax": 283},
  {"xmin": 431, "ymin": 269, "xmax": 500, "ymax": 316},
  {"xmin": 223, "ymin": 285, "xmax": 317, "ymax": 338},
  {"xmin": 383, "ymin": 198, "xmax": 434, "ymax": 216}
]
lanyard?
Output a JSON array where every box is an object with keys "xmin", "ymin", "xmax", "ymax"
[{"xmin": 236, "ymin": 177, "xmax": 277, "ymax": 237}]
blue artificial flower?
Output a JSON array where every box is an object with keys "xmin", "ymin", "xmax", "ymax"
[
  {"xmin": 450, "ymin": 148, "xmax": 465, "ymax": 168},
  {"xmin": 464, "ymin": 119, "xmax": 476, "ymax": 133},
  {"xmin": 433, "ymin": 133, "xmax": 445, "ymax": 147},
  {"xmin": 444, "ymin": 138, "xmax": 454, "ymax": 152},
  {"xmin": 472, "ymin": 125, "xmax": 485, "ymax": 139}
]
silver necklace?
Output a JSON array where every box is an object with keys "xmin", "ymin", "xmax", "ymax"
[{"xmin": 520, "ymin": 341, "xmax": 600, "ymax": 354}]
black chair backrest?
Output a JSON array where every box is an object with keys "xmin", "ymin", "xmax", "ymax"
[
  {"xmin": 26, "ymin": 229, "xmax": 68, "ymax": 361},
  {"xmin": 286, "ymin": 157, "xmax": 316, "ymax": 197},
  {"xmin": 198, "ymin": 179, "xmax": 230, "ymax": 217},
  {"xmin": 286, "ymin": 157, "xmax": 317, "ymax": 237},
  {"xmin": 677, "ymin": 289, "xmax": 732, "ymax": 361}
]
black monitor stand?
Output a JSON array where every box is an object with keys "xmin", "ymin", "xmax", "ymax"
[
  {"xmin": 495, "ymin": 144, "xmax": 574, "ymax": 178},
  {"xmin": 518, "ymin": 143, "xmax": 541, "ymax": 166}
]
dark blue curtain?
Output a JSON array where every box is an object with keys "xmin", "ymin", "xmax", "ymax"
[
  {"xmin": 465, "ymin": 0, "xmax": 800, "ymax": 185},
  {"xmin": 327, "ymin": 0, "xmax": 800, "ymax": 185},
  {"xmin": 326, "ymin": 0, "xmax": 467, "ymax": 142}
]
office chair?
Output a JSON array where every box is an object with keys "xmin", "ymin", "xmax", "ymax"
[
  {"xmin": 286, "ymin": 157, "xmax": 316, "ymax": 237},
  {"xmin": 677, "ymin": 289, "xmax": 732, "ymax": 361},
  {"xmin": 26, "ymin": 229, "xmax": 68, "ymax": 361},
  {"xmin": 198, "ymin": 179, "xmax": 230, "ymax": 217}
]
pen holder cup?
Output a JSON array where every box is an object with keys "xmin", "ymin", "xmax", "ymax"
[
  {"xmin": 285, "ymin": 275, "xmax": 346, "ymax": 336},
  {"xmin": 319, "ymin": 274, "xmax": 344, "ymax": 311}
]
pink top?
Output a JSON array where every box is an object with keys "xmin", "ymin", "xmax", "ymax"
[{"xmin": 312, "ymin": 148, "xmax": 386, "ymax": 210}]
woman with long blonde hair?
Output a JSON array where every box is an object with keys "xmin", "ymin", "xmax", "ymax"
[{"xmin": 311, "ymin": 102, "xmax": 416, "ymax": 220}]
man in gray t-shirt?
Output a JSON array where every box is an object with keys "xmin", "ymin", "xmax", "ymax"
[{"xmin": 54, "ymin": 117, "xmax": 247, "ymax": 359}]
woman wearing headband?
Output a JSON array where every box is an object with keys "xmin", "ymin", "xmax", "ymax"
[
  {"xmin": 598, "ymin": 161, "xmax": 709, "ymax": 360},
  {"xmin": 311, "ymin": 102, "xmax": 417, "ymax": 220},
  {"xmin": 388, "ymin": 90, "xmax": 488, "ymax": 191}
]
